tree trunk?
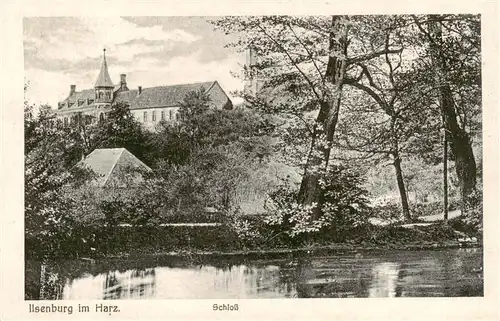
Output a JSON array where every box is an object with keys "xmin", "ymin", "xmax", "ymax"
[
  {"xmin": 391, "ymin": 133, "xmax": 411, "ymax": 222},
  {"xmin": 441, "ymin": 84, "xmax": 477, "ymax": 210},
  {"xmin": 297, "ymin": 16, "xmax": 348, "ymax": 218},
  {"xmin": 393, "ymin": 157, "xmax": 411, "ymax": 222},
  {"xmin": 428, "ymin": 16, "xmax": 477, "ymax": 213},
  {"xmin": 443, "ymin": 128, "xmax": 448, "ymax": 221}
]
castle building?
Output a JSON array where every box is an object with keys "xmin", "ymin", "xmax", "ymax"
[{"xmin": 56, "ymin": 49, "xmax": 233, "ymax": 129}]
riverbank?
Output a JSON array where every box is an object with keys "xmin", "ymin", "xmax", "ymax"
[
  {"xmin": 101, "ymin": 238, "xmax": 481, "ymax": 262},
  {"xmin": 25, "ymin": 212, "xmax": 482, "ymax": 261}
]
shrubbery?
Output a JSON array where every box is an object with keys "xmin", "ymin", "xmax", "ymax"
[
  {"xmin": 27, "ymin": 224, "xmax": 245, "ymax": 259},
  {"xmin": 462, "ymin": 188, "xmax": 483, "ymax": 234},
  {"xmin": 263, "ymin": 165, "xmax": 370, "ymax": 245},
  {"xmin": 350, "ymin": 223, "xmax": 458, "ymax": 245},
  {"xmin": 369, "ymin": 202, "xmax": 404, "ymax": 223}
]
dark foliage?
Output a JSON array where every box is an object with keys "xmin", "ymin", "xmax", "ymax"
[
  {"xmin": 264, "ymin": 164, "xmax": 371, "ymax": 245},
  {"xmin": 93, "ymin": 102, "xmax": 152, "ymax": 163}
]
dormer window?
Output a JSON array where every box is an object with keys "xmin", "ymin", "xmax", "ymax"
[
  {"xmin": 68, "ymin": 102, "xmax": 75, "ymax": 107},
  {"xmin": 78, "ymin": 99, "xmax": 84, "ymax": 106},
  {"xmin": 87, "ymin": 98, "xmax": 94, "ymax": 105},
  {"xmin": 58, "ymin": 102, "xmax": 65, "ymax": 109}
]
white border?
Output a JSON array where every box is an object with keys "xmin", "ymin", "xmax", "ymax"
[{"xmin": 1, "ymin": 1, "xmax": 498, "ymax": 320}]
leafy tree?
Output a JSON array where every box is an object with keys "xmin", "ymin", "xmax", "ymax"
[
  {"xmin": 410, "ymin": 14, "xmax": 481, "ymax": 213},
  {"xmin": 109, "ymin": 89, "xmax": 278, "ymax": 220},
  {"xmin": 91, "ymin": 102, "xmax": 151, "ymax": 162},
  {"xmin": 149, "ymin": 88, "xmax": 274, "ymax": 168},
  {"xmin": 213, "ymin": 16, "xmax": 403, "ymax": 220},
  {"xmin": 333, "ymin": 17, "xmax": 434, "ymax": 221},
  {"xmin": 328, "ymin": 15, "xmax": 481, "ymax": 221},
  {"xmin": 24, "ymin": 94, "xmax": 93, "ymax": 258}
]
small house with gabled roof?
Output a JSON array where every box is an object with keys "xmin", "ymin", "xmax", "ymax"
[
  {"xmin": 57, "ymin": 49, "xmax": 233, "ymax": 129},
  {"xmin": 77, "ymin": 148, "xmax": 151, "ymax": 188}
]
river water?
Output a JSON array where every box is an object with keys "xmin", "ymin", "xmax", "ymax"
[{"xmin": 26, "ymin": 248, "xmax": 483, "ymax": 299}]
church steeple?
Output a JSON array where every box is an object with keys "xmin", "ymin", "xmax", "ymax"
[{"xmin": 94, "ymin": 49, "xmax": 114, "ymax": 103}]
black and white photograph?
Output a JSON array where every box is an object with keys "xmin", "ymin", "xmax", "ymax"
[{"xmin": 22, "ymin": 14, "xmax": 485, "ymax": 302}]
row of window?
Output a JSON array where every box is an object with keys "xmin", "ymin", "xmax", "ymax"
[
  {"xmin": 141, "ymin": 110, "xmax": 180, "ymax": 122},
  {"xmin": 67, "ymin": 99, "xmax": 95, "ymax": 107},
  {"xmin": 62, "ymin": 113, "xmax": 105, "ymax": 126},
  {"xmin": 58, "ymin": 97, "xmax": 99, "ymax": 109},
  {"xmin": 59, "ymin": 108, "xmax": 180, "ymax": 126}
]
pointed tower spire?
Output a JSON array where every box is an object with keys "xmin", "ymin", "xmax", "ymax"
[{"xmin": 94, "ymin": 48, "xmax": 114, "ymax": 88}]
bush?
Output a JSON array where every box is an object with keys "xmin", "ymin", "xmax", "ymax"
[
  {"xmin": 224, "ymin": 209, "xmax": 261, "ymax": 242},
  {"xmin": 369, "ymin": 202, "xmax": 403, "ymax": 223},
  {"xmin": 351, "ymin": 223, "xmax": 458, "ymax": 245},
  {"xmin": 462, "ymin": 188, "xmax": 483, "ymax": 234},
  {"xmin": 411, "ymin": 198, "xmax": 461, "ymax": 218},
  {"xmin": 26, "ymin": 223, "xmax": 247, "ymax": 259},
  {"xmin": 263, "ymin": 165, "xmax": 370, "ymax": 244},
  {"xmin": 411, "ymin": 201, "xmax": 442, "ymax": 217}
]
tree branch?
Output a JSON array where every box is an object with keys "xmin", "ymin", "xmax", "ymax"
[
  {"xmin": 287, "ymin": 22, "xmax": 325, "ymax": 83},
  {"xmin": 411, "ymin": 15, "xmax": 436, "ymax": 45},
  {"xmin": 384, "ymin": 33, "xmax": 399, "ymax": 108},
  {"xmin": 347, "ymin": 47, "xmax": 403, "ymax": 66},
  {"xmin": 255, "ymin": 22, "xmax": 323, "ymax": 102},
  {"xmin": 344, "ymin": 77, "xmax": 393, "ymax": 116}
]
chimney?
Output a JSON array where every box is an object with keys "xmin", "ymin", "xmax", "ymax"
[
  {"xmin": 120, "ymin": 74, "xmax": 127, "ymax": 87},
  {"xmin": 138, "ymin": 86, "xmax": 142, "ymax": 95},
  {"xmin": 70, "ymin": 85, "xmax": 76, "ymax": 96}
]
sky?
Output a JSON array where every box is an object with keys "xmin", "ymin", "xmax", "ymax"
[{"xmin": 23, "ymin": 16, "xmax": 245, "ymax": 108}]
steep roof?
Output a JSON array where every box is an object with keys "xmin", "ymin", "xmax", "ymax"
[
  {"xmin": 78, "ymin": 148, "xmax": 151, "ymax": 187},
  {"xmin": 59, "ymin": 89, "xmax": 96, "ymax": 109},
  {"xmin": 94, "ymin": 51, "xmax": 114, "ymax": 88},
  {"xmin": 114, "ymin": 81, "xmax": 218, "ymax": 109},
  {"xmin": 58, "ymin": 78, "xmax": 232, "ymax": 112}
]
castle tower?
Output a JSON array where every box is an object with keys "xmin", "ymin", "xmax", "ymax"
[
  {"xmin": 243, "ymin": 45, "xmax": 261, "ymax": 97},
  {"xmin": 94, "ymin": 49, "xmax": 114, "ymax": 105}
]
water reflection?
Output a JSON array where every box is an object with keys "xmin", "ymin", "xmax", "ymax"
[
  {"xmin": 62, "ymin": 269, "xmax": 157, "ymax": 300},
  {"xmin": 368, "ymin": 262, "xmax": 400, "ymax": 297},
  {"xmin": 62, "ymin": 265, "xmax": 293, "ymax": 299},
  {"xmin": 28, "ymin": 248, "xmax": 483, "ymax": 299}
]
